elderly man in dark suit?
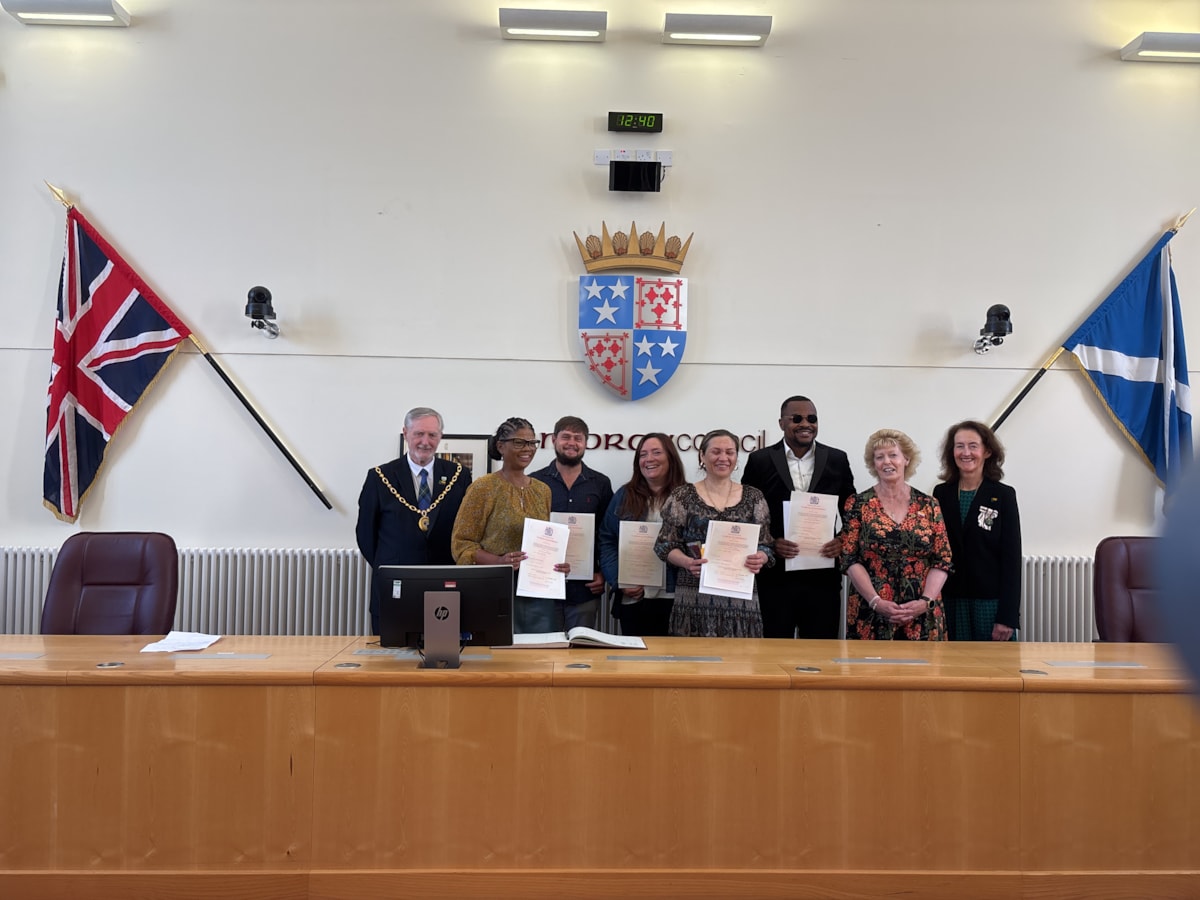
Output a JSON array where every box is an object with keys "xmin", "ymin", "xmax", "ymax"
[
  {"xmin": 742, "ymin": 396, "xmax": 856, "ymax": 639},
  {"xmin": 356, "ymin": 407, "xmax": 472, "ymax": 635}
]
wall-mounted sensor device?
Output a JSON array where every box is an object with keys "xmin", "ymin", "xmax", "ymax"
[
  {"xmin": 609, "ymin": 160, "xmax": 662, "ymax": 192},
  {"xmin": 973, "ymin": 304, "xmax": 1012, "ymax": 354},
  {"xmin": 245, "ymin": 285, "xmax": 279, "ymax": 338}
]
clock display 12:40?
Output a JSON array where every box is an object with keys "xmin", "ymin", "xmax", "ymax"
[{"xmin": 607, "ymin": 111, "xmax": 664, "ymax": 133}]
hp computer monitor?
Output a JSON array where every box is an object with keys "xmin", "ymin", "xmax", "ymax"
[{"xmin": 377, "ymin": 564, "xmax": 513, "ymax": 657}]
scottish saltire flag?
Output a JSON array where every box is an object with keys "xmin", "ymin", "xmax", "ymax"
[
  {"xmin": 1062, "ymin": 230, "xmax": 1192, "ymax": 492},
  {"xmin": 44, "ymin": 208, "xmax": 192, "ymax": 522},
  {"xmin": 578, "ymin": 275, "xmax": 687, "ymax": 400}
]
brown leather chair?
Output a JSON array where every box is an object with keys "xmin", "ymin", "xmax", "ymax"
[
  {"xmin": 1093, "ymin": 536, "xmax": 1161, "ymax": 642},
  {"xmin": 40, "ymin": 532, "xmax": 179, "ymax": 635}
]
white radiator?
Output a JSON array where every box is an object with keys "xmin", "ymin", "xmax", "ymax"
[
  {"xmin": 2, "ymin": 546, "xmax": 1094, "ymax": 641},
  {"xmin": 1021, "ymin": 555, "xmax": 1097, "ymax": 642},
  {"xmin": 0, "ymin": 547, "xmax": 56, "ymax": 634},
  {"xmin": 176, "ymin": 548, "xmax": 369, "ymax": 636}
]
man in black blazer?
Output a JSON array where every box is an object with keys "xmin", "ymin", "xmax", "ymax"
[
  {"xmin": 742, "ymin": 396, "xmax": 856, "ymax": 639},
  {"xmin": 355, "ymin": 407, "xmax": 472, "ymax": 635}
]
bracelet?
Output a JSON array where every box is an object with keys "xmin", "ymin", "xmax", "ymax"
[{"xmin": 869, "ymin": 595, "xmax": 881, "ymax": 611}]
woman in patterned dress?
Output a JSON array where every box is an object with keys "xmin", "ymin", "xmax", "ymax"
[
  {"xmin": 841, "ymin": 429, "xmax": 952, "ymax": 641},
  {"xmin": 655, "ymin": 430, "xmax": 774, "ymax": 637}
]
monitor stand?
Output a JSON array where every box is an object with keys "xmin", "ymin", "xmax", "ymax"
[{"xmin": 421, "ymin": 590, "xmax": 461, "ymax": 669}]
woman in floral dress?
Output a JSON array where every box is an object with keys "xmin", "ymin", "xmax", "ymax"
[{"xmin": 841, "ymin": 429, "xmax": 952, "ymax": 641}]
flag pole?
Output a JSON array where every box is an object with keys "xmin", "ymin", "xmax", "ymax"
[
  {"xmin": 46, "ymin": 182, "xmax": 332, "ymax": 511},
  {"xmin": 45, "ymin": 181, "xmax": 72, "ymax": 208},
  {"xmin": 991, "ymin": 346, "xmax": 1066, "ymax": 432},
  {"xmin": 188, "ymin": 334, "xmax": 333, "ymax": 510}
]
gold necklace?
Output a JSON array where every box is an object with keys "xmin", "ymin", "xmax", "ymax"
[
  {"xmin": 498, "ymin": 470, "xmax": 531, "ymax": 510},
  {"xmin": 375, "ymin": 462, "xmax": 463, "ymax": 532},
  {"xmin": 700, "ymin": 478, "xmax": 734, "ymax": 509}
]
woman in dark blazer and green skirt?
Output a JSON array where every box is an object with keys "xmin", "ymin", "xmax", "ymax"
[{"xmin": 932, "ymin": 420, "xmax": 1022, "ymax": 641}]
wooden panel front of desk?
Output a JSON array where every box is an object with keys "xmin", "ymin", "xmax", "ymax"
[
  {"xmin": 0, "ymin": 635, "xmax": 349, "ymax": 900},
  {"xmin": 2, "ymin": 637, "xmax": 1199, "ymax": 899},
  {"xmin": 311, "ymin": 653, "xmax": 1022, "ymax": 893}
]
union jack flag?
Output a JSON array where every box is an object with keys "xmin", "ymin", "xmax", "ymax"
[{"xmin": 44, "ymin": 208, "xmax": 192, "ymax": 522}]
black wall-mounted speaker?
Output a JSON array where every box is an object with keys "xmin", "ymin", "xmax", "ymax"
[{"xmin": 609, "ymin": 160, "xmax": 662, "ymax": 192}]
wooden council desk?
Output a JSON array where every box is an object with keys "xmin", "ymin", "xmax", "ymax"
[{"xmin": 0, "ymin": 635, "xmax": 1197, "ymax": 899}]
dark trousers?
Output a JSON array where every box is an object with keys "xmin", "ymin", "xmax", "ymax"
[
  {"xmin": 615, "ymin": 595, "xmax": 673, "ymax": 637},
  {"xmin": 757, "ymin": 570, "xmax": 843, "ymax": 639}
]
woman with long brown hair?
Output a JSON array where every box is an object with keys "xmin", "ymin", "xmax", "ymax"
[{"xmin": 598, "ymin": 433, "xmax": 688, "ymax": 636}]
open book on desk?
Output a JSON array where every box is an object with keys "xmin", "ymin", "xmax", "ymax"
[{"xmin": 498, "ymin": 627, "xmax": 647, "ymax": 650}]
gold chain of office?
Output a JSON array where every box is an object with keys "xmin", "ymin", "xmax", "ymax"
[{"xmin": 374, "ymin": 462, "xmax": 464, "ymax": 532}]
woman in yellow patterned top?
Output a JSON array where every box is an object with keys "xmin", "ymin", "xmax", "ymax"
[{"xmin": 451, "ymin": 417, "xmax": 567, "ymax": 632}]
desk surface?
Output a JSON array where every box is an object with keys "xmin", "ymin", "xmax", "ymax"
[
  {"xmin": 0, "ymin": 635, "xmax": 1194, "ymax": 692},
  {"xmin": 0, "ymin": 634, "xmax": 356, "ymax": 685}
]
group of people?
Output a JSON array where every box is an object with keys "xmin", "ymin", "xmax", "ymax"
[{"xmin": 356, "ymin": 398, "xmax": 1021, "ymax": 642}]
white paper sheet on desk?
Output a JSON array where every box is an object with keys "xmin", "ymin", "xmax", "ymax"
[{"xmin": 141, "ymin": 631, "xmax": 222, "ymax": 653}]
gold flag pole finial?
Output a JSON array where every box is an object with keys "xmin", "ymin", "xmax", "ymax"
[
  {"xmin": 1172, "ymin": 208, "xmax": 1195, "ymax": 232},
  {"xmin": 45, "ymin": 182, "xmax": 73, "ymax": 209}
]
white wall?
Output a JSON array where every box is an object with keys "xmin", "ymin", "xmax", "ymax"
[{"xmin": 1, "ymin": 0, "xmax": 1197, "ymax": 556}]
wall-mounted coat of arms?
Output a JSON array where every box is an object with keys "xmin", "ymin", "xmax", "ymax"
[{"xmin": 573, "ymin": 221, "xmax": 693, "ymax": 400}]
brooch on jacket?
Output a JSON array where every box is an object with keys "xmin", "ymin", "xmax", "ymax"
[{"xmin": 977, "ymin": 506, "xmax": 998, "ymax": 531}]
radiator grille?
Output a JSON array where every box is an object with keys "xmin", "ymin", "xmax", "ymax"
[
  {"xmin": 176, "ymin": 548, "xmax": 369, "ymax": 635},
  {"xmin": 1020, "ymin": 555, "xmax": 1096, "ymax": 642},
  {"xmin": 0, "ymin": 547, "xmax": 56, "ymax": 634},
  {"xmin": 1, "ymin": 546, "xmax": 1095, "ymax": 640}
]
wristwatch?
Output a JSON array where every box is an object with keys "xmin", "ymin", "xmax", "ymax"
[{"xmin": 919, "ymin": 595, "xmax": 934, "ymax": 611}]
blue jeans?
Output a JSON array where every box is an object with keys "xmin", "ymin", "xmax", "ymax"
[
  {"xmin": 514, "ymin": 596, "xmax": 556, "ymax": 633},
  {"xmin": 558, "ymin": 598, "xmax": 598, "ymax": 631}
]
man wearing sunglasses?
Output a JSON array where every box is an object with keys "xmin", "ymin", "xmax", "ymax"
[{"xmin": 742, "ymin": 396, "xmax": 856, "ymax": 639}]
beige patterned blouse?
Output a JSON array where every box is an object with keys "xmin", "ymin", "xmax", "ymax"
[{"xmin": 451, "ymin": 472, "xmax": 552, "ymax": 564}]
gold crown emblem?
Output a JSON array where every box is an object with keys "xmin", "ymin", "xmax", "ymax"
[{"xmin": 573, "ymin": 221, "xmax": 694, "ymax": 274}]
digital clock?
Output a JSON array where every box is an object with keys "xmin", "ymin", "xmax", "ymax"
[{"xmin": 607, "ymin": 111, "xmax": 664, "ymax": 134}]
